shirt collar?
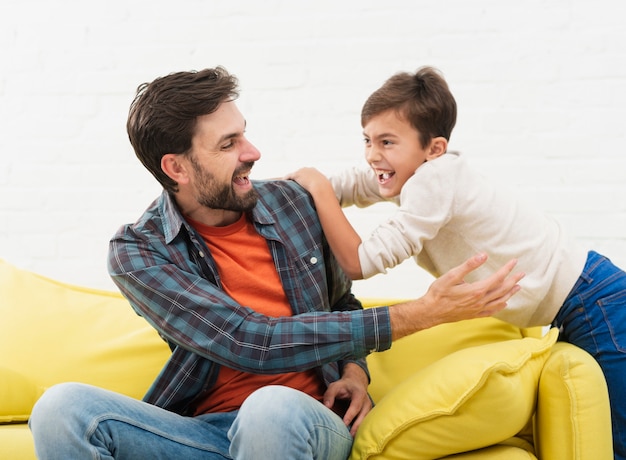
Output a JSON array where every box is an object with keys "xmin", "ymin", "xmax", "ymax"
[{"xmin": 158, "ymin": 182, "xmax": 277, "ymax": 244}]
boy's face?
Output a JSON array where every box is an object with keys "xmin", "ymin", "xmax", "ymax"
[{"xmin": 363, "ymin": 109, "xmax": 434, "ymax": 198}]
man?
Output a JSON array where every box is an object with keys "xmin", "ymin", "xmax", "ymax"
[{"xmin": 29, "ymin": 66, "xmax": 522, "ymax": 459}]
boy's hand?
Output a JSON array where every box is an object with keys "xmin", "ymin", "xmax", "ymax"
[{"xmin": 284, "ymin": 167, "xmax": 331, "ymax": 195}]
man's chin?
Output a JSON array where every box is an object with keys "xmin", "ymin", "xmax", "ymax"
[{"xmin": 233, "ymin": 189, "xmax": 259, "ymax": 212}]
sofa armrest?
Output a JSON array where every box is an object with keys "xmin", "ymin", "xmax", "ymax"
[{"xmin": 534, "ymin": 341, "xmax": 613, "ymax": 459}]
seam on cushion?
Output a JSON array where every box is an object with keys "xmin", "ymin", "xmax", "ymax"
[
  {"xmin": 388, "ymin": 349, "xmax": 549, "ymax": 426},
  {"xmin": 558, "ymin": 351, "xmax": 581, "ymax": 459},
  {"xmin": 355, "ymin": 333, "xmax": 556, "ymax": 458},
  {"xmin": 371, "ymin": 351, "xmax": 550, "ymax": 454}
]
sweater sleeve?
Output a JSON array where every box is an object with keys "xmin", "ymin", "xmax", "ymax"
[
  {"xmin": 357, "ymin": 157, "xmax": 457, "ymax": 279},
  {"xmin": 329, "ymin": 167, "xmax": 395, "ymax": 208}
]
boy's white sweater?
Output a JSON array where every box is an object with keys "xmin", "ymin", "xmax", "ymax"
[{"xmin": 330, "ymin": 153, "xmax": 588, "ymax": 327}]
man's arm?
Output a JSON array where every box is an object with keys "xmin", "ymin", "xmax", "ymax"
[
  {"xmin": 110, "ymin": 201, "xmax": 521, "ymax": 374},
  {"xmin": 388, "ymin": 253, "xmax": 523, "ymax": 341}
]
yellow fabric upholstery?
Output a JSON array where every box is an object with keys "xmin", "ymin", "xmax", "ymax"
[
  {"xmin": 445, "ymin": 444, "xmax": 538, "ymax": 459},
  {"xmin": 0, "ymin": 258, "xmax": 171, "ymax": 459},
  {"xmin": 351, "ymin": 330, "xmax": 557, "ymax": 459},
  {"xmin": 535, "ymin": 342, "xmax": 613, "ymax": 459},
  {"xmin": 0, "ymin": 367, "xmax": 40, "ymax": 423},
  {"xmin": 351, "ymin": 302, "xmax": 612, "ymax": 459},
  {"xmin": 0, "ymin": 260, "xmax": 613, "ymax": 459},
  {"xmin": 360, "ymin": 298, "xmax": 527, "ymax": 404},
  {"xmin": 0, "ymin": 259, "xmax": 171, "ymax": 402}
]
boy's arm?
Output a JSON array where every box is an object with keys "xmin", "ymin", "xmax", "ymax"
[
  {"xmin": 286, "ymin": 167, "xmax": 365, "ymax": 279},
  {"xmin": 330, "ymin": 166, "xmax": 389, "ymax": 208}
]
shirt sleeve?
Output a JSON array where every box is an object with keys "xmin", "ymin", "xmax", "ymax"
[{"xmin": 108, "ymin": 221, "xmax": 391, "ymax": 375}]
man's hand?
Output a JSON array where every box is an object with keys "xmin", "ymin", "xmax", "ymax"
[
  {"xmin": 390, "ymin": 253, "xmax": 524, "ymax": 340},
  {"xmin": 323, "ymin": 362, "xmax": 372, "ymax": 436}
]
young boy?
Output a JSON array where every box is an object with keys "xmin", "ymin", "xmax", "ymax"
[{"xmin": 287, "ymin": 66, "xmax": 626, "ymax": 459}]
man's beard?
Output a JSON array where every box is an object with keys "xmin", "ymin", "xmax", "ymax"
[{"xmin": 190, "ymin": 158, "xmax": 259, "ymax": 212}]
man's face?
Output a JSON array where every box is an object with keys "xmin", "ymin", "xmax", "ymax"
[{"xmin": 187, "ymin": 101, "xmax": 261, "ymax": 212}]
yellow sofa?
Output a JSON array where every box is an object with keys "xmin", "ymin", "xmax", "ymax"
[{"xmin": 0, "ymin": 258, "xmax": 613, "ymax": 459}]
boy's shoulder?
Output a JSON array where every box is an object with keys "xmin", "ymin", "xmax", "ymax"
[
  {"xmin": 426, "ymin": 150, "xmax": 464, "ymax": 170},
  {"xmin": 409, "ymin": 151, "xmax": 471, "ymax": 187}
]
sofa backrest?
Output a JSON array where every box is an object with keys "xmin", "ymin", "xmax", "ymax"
[
  {"xmin": 0, "ymin": 260, "xmax": 539, "ymax": 423},
  {"xmin": 0, "ymin": 259, "xmax": 171, "ymax": 422}
]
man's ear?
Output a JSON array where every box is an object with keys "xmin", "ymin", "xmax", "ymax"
[
  {"xmin": 426, "ymin": 137, "xmax": 448, "ymax": 160},
  {"xmin": 161, "ymin": 153, "xmax": 190, "ymax": 185}
]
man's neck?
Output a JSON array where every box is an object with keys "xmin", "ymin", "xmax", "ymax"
[{"xmin": 175, "ymin": 194, "xmax": 242, "ymax": 227}]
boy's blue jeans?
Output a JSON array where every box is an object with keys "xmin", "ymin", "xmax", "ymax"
[
  {"xmin": 554, "ymin": 251, "xmax": 626, "ymax": 460},
  {"xmin": 29, "ymin": 383, "xmax": 352, "ymax": 459}
]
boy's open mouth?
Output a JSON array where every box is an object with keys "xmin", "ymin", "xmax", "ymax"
[{"xmin": 376, "ymin": 171, "xmax": 395, "ymax": 184}]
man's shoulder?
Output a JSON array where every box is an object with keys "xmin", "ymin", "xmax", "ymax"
[
  {"xmin": 253, "ymin": 179, "xmax": 312, "ymax": 206},
  {"xmin": 110, "ymin": 193, "xmax": 168, "ymax": 242},
  {"xmin": 254, "ymin": 178, "xmax": 305, "ymax": 193},
  {"xmin": 252, "ymin": 179, "xmax": 319, "ymax": 229}
]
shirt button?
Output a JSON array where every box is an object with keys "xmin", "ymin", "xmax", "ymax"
[
  {"xmin": 199, "ymin": 251, "xmax": 205, "ymax": 258},
  {"xmin": 310, "ymin": 256, "xmax": 318, "ymax": 264}
]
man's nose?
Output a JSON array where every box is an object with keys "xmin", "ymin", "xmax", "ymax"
[{"xmin": 240, "ymin": 138, "xmax": 261, "ymax": 162}]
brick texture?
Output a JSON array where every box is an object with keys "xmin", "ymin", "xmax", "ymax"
[{"xmin": 1, "ymin": 0, "xmax": 625, "ymax": 301}]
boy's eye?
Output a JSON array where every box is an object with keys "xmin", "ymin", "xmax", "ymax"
[
  {"xmin": 363, "ymin": 138, "xmax": 371, "ymax": 146},
  {"xmin": 382, "ymin": 140, "xmax": 393, "ymax": 146}
]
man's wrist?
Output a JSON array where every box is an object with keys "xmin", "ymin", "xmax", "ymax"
[{"xmin": 389, "ymin": 298, "xmax": 432, "ymax": 341}]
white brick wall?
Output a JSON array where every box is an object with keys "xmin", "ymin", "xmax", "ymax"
[{"xmin": 1, "ymin": 0, "xmax": 625, "ymax": 300}]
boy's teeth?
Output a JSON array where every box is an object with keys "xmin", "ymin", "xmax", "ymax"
[{"xmin": 380, "ymin": 173, "xmax": 392, "ymax": 180}]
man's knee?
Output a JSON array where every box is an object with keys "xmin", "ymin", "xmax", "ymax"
[
  {"xmin": 30, "ymin": 382, "xmax": 98, "ymax": 435},
  {"xmin": 230, "ymin": 385, "xmax": 352, "ymax": 459},
  {"xmin": 237, "ymin": 385, "xmax": 307, "ymax": 423}
]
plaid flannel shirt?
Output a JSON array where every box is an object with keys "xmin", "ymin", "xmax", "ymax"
[{"xmin": 108, "ymin": 179, "xmax": 391, "ymax": 415}]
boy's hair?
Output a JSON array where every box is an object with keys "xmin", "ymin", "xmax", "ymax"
[
  {"xmin": 361, "ymin": 66, "xmax": 457, "ymax": 148},
  {"xmin": 127, "ymin": 67, "xmax": 239, "ymax": 193}
]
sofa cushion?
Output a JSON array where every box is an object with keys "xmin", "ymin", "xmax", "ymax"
[
  {"xmin": 535, "ymin": 341, "xmax": 613, "ymax": 459},
  {"xmin": 0, "ymin": 368, "xmax": 42, "ymax": 423},
  {"xmin": 0, "ymin": 259, "xmax": 171, "ymax": 420},
  {"xmin": 359, "ymin": 300, "xmax": 528, "ymax": 403},
  {"xmin": 350, "ymin": 328, "xmax": 558, "ymax": 460},
  {"xmin": 444, "ymin": 444, "xmax": 538, "ymax": 459}
]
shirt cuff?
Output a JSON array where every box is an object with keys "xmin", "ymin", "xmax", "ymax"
[{"xmin": 352, "ymin": 306, "xmax": 392, "ymax": 355}]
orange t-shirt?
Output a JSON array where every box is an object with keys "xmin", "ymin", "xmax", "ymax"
[{"xmin": 188, "ymin": 214, "xmax": 325, "ymax": 414}]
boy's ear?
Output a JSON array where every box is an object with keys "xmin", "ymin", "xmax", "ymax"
[
  {"xmin": 426, "ymin": 137, "xmax": 448, "ymax": 160},
  {"xmin": 161, "ymin": 153, "xmax": 191, "ymax": 185}
]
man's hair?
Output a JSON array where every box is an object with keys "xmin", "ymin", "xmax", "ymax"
[
  {"xmin": 127, "ymin": 67, "xmax": 239, "ymax": 193},
  {"xmin": 361, "ymin": 66, "xmax": 457, "ymax": 148}
]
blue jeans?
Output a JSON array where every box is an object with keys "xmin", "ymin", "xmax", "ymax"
[
  {"xmin": 29, "ymin": 383, "xmax": 353, "ymax": 459},
  {"xmin": 553, "ymin": 251, "xmax": 626, "ymax": 460}
]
